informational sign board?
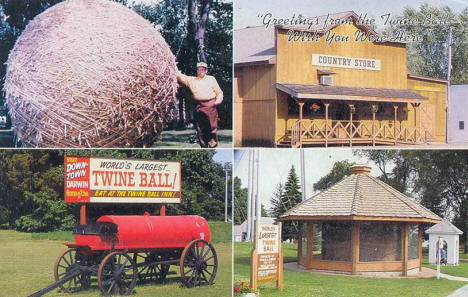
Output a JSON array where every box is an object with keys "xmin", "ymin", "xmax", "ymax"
[
  {"xmin": 312, "ymin": 54, "xmax": 381, "ymax": 71},
  {"xmin": 251, "ymin": 223, "xmax": 283, "ymax": 290},
  {"xmin": 65, "ymin": 156, "xmax": 181, "ymax": 203}
]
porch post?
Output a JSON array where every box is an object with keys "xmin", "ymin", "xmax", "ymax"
[
  {"xmin": 393, "ymin": 105, "xmax": 399, "ymax": 144},
  {"xmin": 298, "ymin": 101, "xmax": 305, "ymax": 148},
  {"xmin": 324, "ymin": 103, "xmax": 330, "ymax": 148},
  {"xmin": 413, "ymin": 103, "xmax": 421, "ymax": 142},
  {"xmin": 402, "ymin": 223, "xmax": 409, "ymax": 276},
  {"xmin": 351, "ymin": 221, "xmax": 360, "ymax": 275},
  {"xmin": 371, "ymin": 104, "xmax": 377, "ymax": 146},
  {"xmin": 348, "ymin": 104, "xmax": 355, "ymax": 147}
]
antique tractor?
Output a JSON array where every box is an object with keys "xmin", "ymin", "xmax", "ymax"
[{"xmin": 37, "ymin": 213, "xmax": 217, "ymax": 296}]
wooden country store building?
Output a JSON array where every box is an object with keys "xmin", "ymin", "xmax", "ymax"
[
  {"xmin": 234, "ymin": 11, "xmax": 448, "ymax": 147},
  {"xmin": 280, "ymin": 165, "xmax": 441, "ymax": 276}
]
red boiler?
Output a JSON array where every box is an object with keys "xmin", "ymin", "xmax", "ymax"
[
  {"xmin": 51, "ymin": 214, "xmax": 217, "ymax": 296},
  {"xmin": 70, "ymin": 214, "xmax": 210, "ymax": 251}
]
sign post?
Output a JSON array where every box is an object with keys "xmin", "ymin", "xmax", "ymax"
[
  {"xmin": 437, "ymin": 236, "xmax": 443, "ymax": 279},
  {"xmin": 251, "ymin": 222, "xmax": 283, "ymax": 291}
]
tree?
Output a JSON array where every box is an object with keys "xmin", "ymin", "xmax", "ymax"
[
  {"xmin": 233, "ymin": 176, "xmax": 247, "ymax": 225},
  {"xmin": 313, "ymin": 160, "xmax": 354, "ymax": 192},
  {"xmin": 269, "ymin": 166, "xmax": 302, "ymax": 241},
  {"xmin": 0, "ymin": 149, "xmax": 231, "ymax": 232},
  {"xmin": 410, "ymin": 151, "xmax": 468, "ymax": 253},
  {"xmin": 270, "ymin": 182, "xmax": 285, "ymax": 218},
  {"xmin": 392, "ymin": 4, "xmax": 468, "ymax": 84},
  {"xmin": 132, "ymin": 0, "xmax": 232, "ymax": 129},
  {"xmin": 355, "ymin": 150, "xmax": 468, "ymax": 253},
  {"xmin": 354, "ymin": 150, "xmax": 417, "ymax": 195}
]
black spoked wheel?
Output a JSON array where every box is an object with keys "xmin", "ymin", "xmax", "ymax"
[
  {"xmin": 134, "ymin": 252, "xmax": 170, "ymax": 283},
  {"xmin": 54, "ymin": 248, "xmax": 91, "ymax": 293},
  {"xmin": 180, "ymin": 239, "xmax": 218, "ymax": 287},
  {"xmin": 98, "ymin": 252, "xmax": 137, "ymax": 296}
]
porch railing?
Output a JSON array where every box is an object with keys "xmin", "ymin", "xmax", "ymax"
[{"xmin": 290, "ymin": 120, "xmax": 429, "ymax": 147}]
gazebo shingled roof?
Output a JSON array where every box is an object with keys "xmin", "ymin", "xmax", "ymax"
[{"xmin": 281, "ymin": 166, "xmax": 441, "ymax": 223}]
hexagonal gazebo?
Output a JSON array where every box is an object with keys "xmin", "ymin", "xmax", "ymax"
[{"xmin": 280, "ymin": 165, "xmax": 441, "ymax": 276}]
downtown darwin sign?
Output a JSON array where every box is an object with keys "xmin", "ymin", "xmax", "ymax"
[{"xmin": 64, "ymin": 156, "xmax": 181, "ymax": 204}]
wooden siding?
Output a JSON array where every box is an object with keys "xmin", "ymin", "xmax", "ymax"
[
  {"xmin": 276, "ymin": 25, "xmax": 408, "ymax": 89},
  {"xmin": 234, "ymin": 65, "xmax": 276, "ymax": 146},
  {"xmin": 407, "ymin": 77, "xmax": 447, "ymax": 142},
  {"xmin": 308, "ymin": 260, "xmax": 353, "ymax": 272}
]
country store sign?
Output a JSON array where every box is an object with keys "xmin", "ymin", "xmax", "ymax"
[
  {"xmin": 65, "ymin": 156, "xmax": 181, "ymax": 203},
  {"xmin": 312, "ymin": 54, "xmax": 381, "ymax": 71}
]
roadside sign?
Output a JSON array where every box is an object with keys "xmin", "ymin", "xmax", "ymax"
[{"xmin": 251, "ymin": 222, "xmax": 283, "ymax": 290}]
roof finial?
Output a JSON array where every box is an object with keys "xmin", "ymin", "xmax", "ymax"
[{"xmin": 350, "ymin": 165, "xmax": 371, "ymax": 174}]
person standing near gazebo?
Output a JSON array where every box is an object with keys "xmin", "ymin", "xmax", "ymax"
[{"xmin": 177, "ymin": 62, "xmax": 223, "ymax": 148}]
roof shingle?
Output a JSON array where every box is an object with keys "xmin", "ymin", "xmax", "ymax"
[{"xmin": 281, "ymin": 171, "xmax": 441, "ymax": 222}]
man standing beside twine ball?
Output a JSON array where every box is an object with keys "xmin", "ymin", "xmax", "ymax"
[{"xmin": 177, "ymin": 62, "xmax": 223, "ymax": 148}]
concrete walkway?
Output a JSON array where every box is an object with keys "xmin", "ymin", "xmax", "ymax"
[{"xmin": 440, "ymin": 273, "xmax": 468, "ymax": 297}]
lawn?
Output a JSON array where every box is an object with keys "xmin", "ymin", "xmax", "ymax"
[
  {"xmin": 234, "ymin": 242, "xmax": 466, "ymax": 297},
  {"xmin": 0, "ymin": 221, "xmax": 232, "ymax": 297},
  {"xmin": 423, "ymin": 258, "xmax": 468, "ymax": 278}
]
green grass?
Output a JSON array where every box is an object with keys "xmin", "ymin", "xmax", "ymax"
[
  {"xmin": 0, "ymin": 226, "xmax": 232, "ymax": 297},
  {"xmin": 208, "ymin": 221, "xmax": 232, "ymax": 243},
  {"xmin": 234, "ymin": 242, "xmax": 466, "ymax": 297},
  {"xmin": 423, "ymin": 258, "xmax": 468, "ymax": 278},
  {"xmin": 459, "ymin": 252, "xmax": 468, "ymax": 259}
]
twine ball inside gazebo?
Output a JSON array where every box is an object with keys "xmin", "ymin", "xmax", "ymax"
[{"xmin": 4, "ymin": 0, "xmax": 178, "ymax": 147}]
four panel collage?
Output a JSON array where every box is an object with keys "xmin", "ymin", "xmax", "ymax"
[{"xmin": 1, "ymin": 0, "xmax": 467, "ymax": 297}]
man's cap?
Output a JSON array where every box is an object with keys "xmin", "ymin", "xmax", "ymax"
[{"xmin": 196, "ymin": 62, "xmax": 208, "ymax": 68}]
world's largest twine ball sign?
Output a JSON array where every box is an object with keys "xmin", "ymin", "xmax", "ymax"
[{"xmin": 4, "ymin": 0, "xmax": 178, "ymax": 147}]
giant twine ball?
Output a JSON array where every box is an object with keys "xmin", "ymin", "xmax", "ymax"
[{"xmin": 4, "ymin": 0, "xmax": 178, "ymax": 147}]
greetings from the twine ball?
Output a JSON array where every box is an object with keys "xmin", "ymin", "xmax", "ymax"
[{"xmin": 4, "ymin": 0, "xmax": 178, "ymax": 147}]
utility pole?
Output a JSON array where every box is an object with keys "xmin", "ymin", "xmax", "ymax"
[
  {"xmin": 224, "ymin": 167, "xmax": 229, "ymax": 222},
  {"xmin": 247, "ymin": 150, "xmax": 253, "ymax": 241},
  {"xmin": 446, "ymin": 27, "xmax": 452, "ymax": 143},
  {"xmin": 256, "ymin": 148, "xmax": 261, "ymax": 221},
  {"xmin": 300, "ymin": 149, "xmax": 306, "ymax": 201}
]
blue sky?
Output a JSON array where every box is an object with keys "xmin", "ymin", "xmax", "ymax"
[
  {"xmin": 235, "ymin": 0, "xmax": 468, "ymax": 29},
  {"xmin": 213, "ymin": 149, "xmax": 233, "ymax": 165},
  {"xmin": 234, "ymin": 149, "xmax": 382, "ymax": 211}
]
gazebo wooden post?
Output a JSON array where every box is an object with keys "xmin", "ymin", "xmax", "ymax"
[
  {"xmin": 307, "ymin": 222, "xmax": 314, "ymax": 269},
  {"xmin": 393, "ymin": 105, "xmax": 399, "ymax": 144},
  {"xmin": 324, "ymin": 102, "xmax": 330, "ymax": 147},
  {"xmin": 418, "ymin": 223, "xmax": 423, "ymax": 272},
  {"xmin": 351, "ymin": 221, "xmax": 360, "ymax": 275},
  {"xmin": 371, "ymin": 104, "xmax": 377, "ymax": 146},
  {"xmin": 297, "ymin": 228, "xmax": 302, "ymax": 264},
  {"xmin": 402, "ymin": 223, "xmax": 409, "ymax": 276}
]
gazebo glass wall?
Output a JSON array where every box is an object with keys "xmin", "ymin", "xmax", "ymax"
[
  {"xmin": 297, "ymin": 221, "xmax": 423, "ymax": 275},
  {"xmin": 359, "ymin": 222, "xmax": 401, "ymax": 262},
  {"xmin": 313, "ymin": 222, "xmax": 352, "ymax": 262},
  {"xmin": 409, "ymin": 225, "xmax": 420, "ymax": 260}
]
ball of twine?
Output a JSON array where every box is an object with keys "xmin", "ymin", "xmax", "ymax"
[{"xmin": 4, "ymin": 0, "xmax": 178, "ymax": 147}]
